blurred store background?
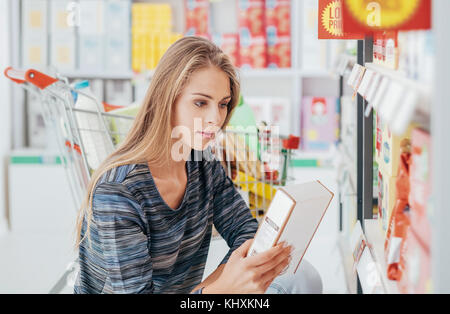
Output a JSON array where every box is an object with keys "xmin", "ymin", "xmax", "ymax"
[{"xmin": 0, "ymin": 0, "xmax": 448, "ymax": 294}]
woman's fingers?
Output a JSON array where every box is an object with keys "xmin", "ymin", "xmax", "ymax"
[
  {"xmin": 245, "ymin": 241, "xmax": 290, "ymax": 267},
  {"xmin": 256, "ymin": 245, "xmax": 292, "ymax": 275},
  {"xmin": 260, "ymin": 255, "xmax": 292, "ymax": 289}
]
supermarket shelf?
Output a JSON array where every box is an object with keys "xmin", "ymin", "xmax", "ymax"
[
  {"xmin": 337, "ymin": 232, "xmax": 357, "ymax": 294},
  {"xmin": 60, "ymin": 70, "xmax": 135, "ymax": 80},
  {"xmin": 364, "ymin": 63, "xmax": 432, "ymax": 118},
  {"xmin": 239, "ymin": 68, "xmax": 298, "ymax": 78},
  {"xmin": 364, "ymin": 219, "xmax": 400, "ymax": 294}
]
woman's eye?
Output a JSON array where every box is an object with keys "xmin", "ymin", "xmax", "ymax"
[
  {"xmin": 220, "ymin": 103, "xmax": 229, "ymax": 109},
  {"xmin": 194, "ymin": 101, "xmax": 206, "ymax": 107}
]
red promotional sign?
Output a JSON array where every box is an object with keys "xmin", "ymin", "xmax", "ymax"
[
  {"xmin": 342, "ymin": 0, "xmax": 431, "ymax": 34},
  {"xmin": 319, "ymin": 0, "xmax": 364, "ymax": 39}
]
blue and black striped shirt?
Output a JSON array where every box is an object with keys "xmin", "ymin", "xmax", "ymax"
[{"xmin": 74, "ymin": 149, "xmax": 258, "ymax": 294}]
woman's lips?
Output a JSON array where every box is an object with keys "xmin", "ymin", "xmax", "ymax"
[{"xmin": 197, "ymin": 131, "xmax": 215, "ymax": 139}]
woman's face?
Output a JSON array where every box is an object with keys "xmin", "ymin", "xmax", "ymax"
[{"xmin": 171, "ymin": 66, "xmax": 231, "ymax": 156}]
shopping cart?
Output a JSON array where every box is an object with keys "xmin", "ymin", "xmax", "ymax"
[
  {"xmin": 4, "ymin": 67, "xmax": 300, "ymax": 292},
  {"xmin": 4, "ymin": 67, "xmax": 135, "ymax": 293}
]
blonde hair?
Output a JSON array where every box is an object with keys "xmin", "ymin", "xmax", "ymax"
[{"xmin": 75, "ymin": 36, "xmax": 240, "ymax": 247}]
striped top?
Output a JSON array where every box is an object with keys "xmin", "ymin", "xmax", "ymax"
[{"xmin": 74, "ymin": 149, "xmax": 259, "ymax": 294}]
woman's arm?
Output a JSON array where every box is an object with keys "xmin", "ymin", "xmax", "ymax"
[
  {"xmin": 190, "ymin": 264, "xmax": 225, "ymax": 293},
  {"xmin": 81, "ymin": 181, "xmax": 154, "ymax": 294},
  {"xmin": 211, "ymin": 160, "xmax": 259, "ymax": 266}
]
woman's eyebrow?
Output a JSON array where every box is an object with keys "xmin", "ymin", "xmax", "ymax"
[{"xmin": 192, "ymin": 93, "xmax": 231, "ymax": 101}]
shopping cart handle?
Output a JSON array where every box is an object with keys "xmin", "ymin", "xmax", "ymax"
[{"xmin": 4, "ymin": 66, "xmax": 58, "ymax": 89}]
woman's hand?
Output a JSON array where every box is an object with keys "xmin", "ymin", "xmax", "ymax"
[{"xmin": 204, "ymin": 239, "xmax": 293, "ymax": 294}]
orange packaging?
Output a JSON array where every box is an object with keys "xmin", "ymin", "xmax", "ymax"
[
  {"xmin": 384, "ymin": 145, "xmax": 411, "ymax": 281},
  {"xmin": 239, "ymin": 35, "xmax": 267, "ymax": 69},
  {"xmin": 185, "ymin": 0, "xmax": 210, "ymax": 36},
  {"xmin": 398, "ymin": 228, "xmax": 432, "ymax": 294},
  {"xmin": 409, "ymin": 128, "xmax": 432, "ymax": 247},
  {"xmin": 237, "ymin": 0, "xmax": 265, "ymax": 37},
  {"xmin": 265, "ymin": 0, "xmax": 290, "ymax": 36},
  {"xmin": 212, "ymin": 33, "xmax": 240, "ymax": 67},
  {"xmin": 267, "ymin": 35, "xmax": 290, "ymax": 68}
]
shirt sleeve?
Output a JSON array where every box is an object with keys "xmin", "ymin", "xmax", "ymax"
[
  {"xmin": 91, "ymin": 181, "xmax": 154, "ymax": 293},
  {"xmin": 211, "ymin": 160, "xmax": 259, "ymax": 266}
]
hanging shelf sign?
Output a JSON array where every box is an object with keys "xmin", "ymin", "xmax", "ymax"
[
  {"xmin": 318, "ymin": 0, "xmax": 364, "ymax": 39},
  {"xmin": 342, "ymin": 0, "xmax": 431, "ymax": 34}
]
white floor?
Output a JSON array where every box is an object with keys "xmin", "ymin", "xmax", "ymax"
[{"xmin": 0, "ymin": 165, "xmax": 347, "ymax": 294}]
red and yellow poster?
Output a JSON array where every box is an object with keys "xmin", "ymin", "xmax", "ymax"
[
  {"xmin": 342, "ymin": 0, "xmax": 431, "ymax": 34},
  {"xmin": 319, "ymin": 0, "xmax": 363, "ymax": 39}
]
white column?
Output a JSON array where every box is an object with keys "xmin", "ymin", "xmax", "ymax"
[
  {"xmin": 432, "ymin": 0, "xmax": 450, "ymax": 294},
  {"xmin": 0, "ymin": 0, "xmax": 12, "ymax": 235}
]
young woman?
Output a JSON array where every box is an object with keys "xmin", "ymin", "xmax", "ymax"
[{"xmin": 74, "ymin": 36, "xmax": 321, "ymax": 294}]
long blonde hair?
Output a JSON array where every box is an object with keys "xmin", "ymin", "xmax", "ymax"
[{"xmin": 75, "ymin": 36, "xmax": 240, "ymax": 247}]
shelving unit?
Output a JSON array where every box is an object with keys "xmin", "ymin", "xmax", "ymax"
[
  {"xmin": 337, "ymin": 0, "xmax": 450, "ymax": 294},
  {"xmin": 9, "ymin": 0, "xmax": 345, "ymax": 149}
]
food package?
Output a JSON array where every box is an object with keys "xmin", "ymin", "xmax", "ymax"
[
  {"xmin": 237, "ymin": 0, "xmax": 265, "ymax": 37},
  {"xmin": 239, "ymin": 35, "xmax": 267, "ymax": 69},
  {"xmin": 212, "ymin": 33, "xmax": 240, "ymax": 67},
  {"xmin": 301, "ymin": 97, "xmax": 340, "ymax": 151},
  {"xmin": 265, "ymin": 0, "xmax": 291, "ymax": 68},
  {"xmin": 377, "ymin": 170, "xmax": 397, "ymax": 234},
  {"xmin": 398, "ymin": 228, "xmax": 432, "ymax": 294},
  {"xmin": 185, "ymin": 0, "xmax": 210, "ymax": 36},
  {"xmin": 384, "ymin": 144, "xmax": 411, "ymax": 281},
  {"xmin": 409, "ymin": 128, "xmax": 432, "ymax": 247}
]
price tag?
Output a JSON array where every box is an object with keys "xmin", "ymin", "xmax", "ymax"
[
  {"xmin": 379, "ymin": 81, "xmax": 405, "ymax": 123},
  {"xmin": 372, "ymin": 77, "xmax": 390, "ymax": 112},
  {"xmin": 391, "ymin": 89, "xmax": 419, "ymax": 135},
  {"xmin": 366, "ymin": 72, "xmax": 382, "ymax": 104},
  {"xmin": 358, "ymin": 69, "xmax": 375, "ymax": 98}
]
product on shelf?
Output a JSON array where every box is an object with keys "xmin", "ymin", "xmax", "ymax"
[
  {"xmin": 376, "ymin": 115, "xmax": 416, "ymax": 177},
  {"xmin": 409, "ymin": 128, "xmax": 432, "ymax": 247},
  {"xmin": 237, "ymin": 0, "xmax": 265, "ymax": 37},
  {"xmin": 185, "ymin": 0, "xmax": 210, "ymax": 36},
  {"xmin": 104, "ymin": 0, "xmax": 131, "ymax": 72},
  {"xmin": 239, "ymin": 35, "xmax": 267, "ymax": 68},
  {"xmin": 132, "ymin": 3, "xmax": 181, "ymax": 72},
  {"xmin": 377, "ymin": 170, "xmax": 397, "ymax": 233},
  {"xmin": 265, "ymin": 0, "xmax": 291, "ymax": 68},
  {"xmin": 398, "ymin": 228, "xmax": 432, "ymax": 294},
  {"xmin": 384, "ymin": 141, "xmax": 411, "ymax": 281},
  {"xmin": 78, "ymin": 0, "xmax": 105, "ymax": 71},
  {"xmin": 50, "ymin": 0, "xmax": 76, "ymax": 71},
  {"xmin": 22, "ymin": 0, "xmax": 48, "ymax": 69},
  {"xmin": 301, "ymin": 96, "xmax": 340, "ymax": 151},
  {"xmin": 238, "ymin": 0, "xmax": 267, "ymax": 69},
  {"xmin": 212, "ymin": 33, "xmax": 240, "ymax": 67}
]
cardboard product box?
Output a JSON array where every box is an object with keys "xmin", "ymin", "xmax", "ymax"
[
  {"xmin": 185, "ymin": 0, "xmax": 210, "ymax": 36},
  {"xmin": 409, "ymin": 128, "xmax": 432, "ymax": 247},
  {"xmin": 22, "ymin": 0, "xmax": 48, "ymax": 69},
  {"xmin": 301, "ymin": 97, "xmax": 340, "ymax": 151},
  {"xmin": 267, "ymin": 98, "xmax": 290, "ymax": 136},
  {"xmin": 378, "ymin": 121, "xmax": 415, "ymax": 177},
  {"xmin": 50, "ymin": 33, "xmax": 76, "ymax": 71},
  {"xmin": 398, "ymin": 228, "xmax": 432, "ymax": 294},
  {"xmin": 377, "ymin": 170, "xmax": 397, "ymax": 235},
  {"xmin": 265, "ymin": 0, "xmax": 290, "ymax": 37},
  {"xmin": 384, "ymin": 31, "xmax": 399, "ymax": 70},
  {"xmin": 212, "ymin": 33, "xmax": 240, "ymax": 67},
  {"xmin": 239, "ymin": 35, "xmax": 267, "ymax": 69},
  {"xmin": 104, "ymin": 0, "xmax": 131, "ymax": 72},
  {"xmin": 105, "ymin": 0, "xmax": 131, "ymax": 35},
  {"xmin": 105, "ymin": 34, "xmax": 131, "ymax": 72},
  {"xmin": 79, "ymin": 35, "xmax": 104, "ymax": 71},
  {"xmin": 237, "ymin": 0, "xmax": 265, "ymax": 37},
  {"xmin": 50, "ymin": 0, "xmax": 76, "ymax": 71},
  {"xmin": 267, "ymin": 35, "xmax": 291, "ymax": 68}
]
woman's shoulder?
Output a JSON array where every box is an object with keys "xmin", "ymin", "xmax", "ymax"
[{"xmin": 94, "ymin": 163, "xmax": 149, "ymax": 195}]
